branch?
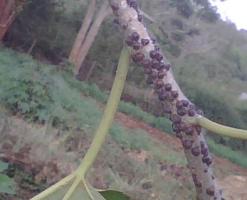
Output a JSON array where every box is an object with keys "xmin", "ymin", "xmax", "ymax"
[
  {"xmin": 195, "ymin": 116, "xmax": 247, "ymax": 140},
  {"xmin": 108, "ymin": 1, "xmax": 224, "ymax": 199}
]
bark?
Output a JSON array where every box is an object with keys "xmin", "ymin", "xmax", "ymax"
[
  {"xmin": 69, "ymin": 0, "xmax": 96, "ymax": 63},
  {"xmin": 108, "ymin": 0, "xmax": 224, "ymax": 199},
  {"xmin": 0, "ymin": 0, "xmax": 16, "ymax": 41},
  {"xmin": 74, "ymin": 1, "xmax": 111, "ymax": 75}
]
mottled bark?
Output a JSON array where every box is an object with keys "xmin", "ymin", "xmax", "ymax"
[
  {"xmin": 69, "ymin": 0, "xmax": 96, "ymax": 64},
  {"xmin": 0, "ymin": 0, "xmax": 16, "ymax": 41},
  {"xmin": 74, "ymin": 1, "xmax": 111, "ymax": 75},
  {"xmin": 107, "ymin": 0, "xmax": 224, "ymax": 199}
]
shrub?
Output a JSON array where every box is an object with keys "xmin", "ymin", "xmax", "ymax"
[
  {"xmin": 170, "ymin": 0, "xmax": 194, "ymax": 18},
  {"xmin": 171, "ymin": 32, "xmax": 185, "ymax": 42},
  {"xmin": 198, "ymin": 6, "xmax": 220, "ymax": 23},
  {"xmin": 0, "ymin": 48, "xmax": 102, "ymax": 128},
  {"xmin": 0, "ymin": 161, "xmax": 15, "ymax": 195},
  {"xmin": 5, "ymin": 0, "xmax": 77, "ymax": 62},
  {"xmin": 179, "ymin": 79, "xmax": 245, "ymax": 129},
  {"xmin": 170, "ymin": 18, "xmax": 184, "ymax": 30}
]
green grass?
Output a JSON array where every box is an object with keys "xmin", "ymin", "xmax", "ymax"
[
  {"xmin": 0, "ymin": 47, "xmax": 246, "ymax": 169},
  {"xmin": 0, "ymin": 47, "xmax": 172, "ymax": 161},
  {"xmin": 110, "ymin": 125, "xmax": 186, "ymax": 165},
  {"xmin": 63, "ymin": 73, "xmax": 173, "ymax": 133},
  {"xmin": 207, "ymin": 138, "xmax": 247, "ymax": 168}
]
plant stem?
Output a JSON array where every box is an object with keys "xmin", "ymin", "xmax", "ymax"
[
  {"xmin": 30, "ymin": 47, "xmax": 130, "ymax": 200},
  {"xmin": 196, "ymin": 116, "xmax": 247, "ymax": 140},
  {"xmin": 62, "ymin": 176, "xmax": 81, "ymax": 200},
  {"xmin": 30, "ymin": 173, "xmax": 75, "ymax": 200},
  {"xmin": 76, "ymin": 47, "xmax": 130, "ymax": 177}
]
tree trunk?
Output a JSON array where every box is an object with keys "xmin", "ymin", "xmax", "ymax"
[
  {"xmin": 108, "ymin": 0, "xmax": 224, "ymax": 199},
  {"xmin": 74, "ymin": 1, "xmax": 111, "ymax": 75},
  {"xmin": 69, "ymin": 0, "xmax": 96, "ymax": 63},
  {"xmin": 0, "ymin": 0, "xmax": 16, "ymax": 41}
]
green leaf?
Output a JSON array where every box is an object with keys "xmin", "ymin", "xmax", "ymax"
[
  {"xmin": 0, "ymin": 174, "xmax": 15, "ymax": 195},
  {"xmin": 19, "ymin": 102, "xmax": 31, "ymax": 113},
  {"xmin": 0, "ymin": 161, "xmax": 8, "ymax": 172},
  {"xmin": 99, "ymin": 190, "xmax": 130, "ymax": 200}
]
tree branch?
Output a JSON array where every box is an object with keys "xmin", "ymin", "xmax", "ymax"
[
  {"xmin": 195, "ymin": 116, "xmax": 247, "ymax": 140},
  {"xmin": 107, "ymin": 0, "xmax": 224, "ymax": 199}
]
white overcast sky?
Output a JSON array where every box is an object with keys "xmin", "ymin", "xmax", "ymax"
[{"xmin": 209, "ymin": 0, "xmax": 247, "ymax": 30}]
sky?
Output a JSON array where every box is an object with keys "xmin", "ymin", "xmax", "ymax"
[{"xmin": 209, "ymin": 0, "xmax": 247, "ymax": 30}]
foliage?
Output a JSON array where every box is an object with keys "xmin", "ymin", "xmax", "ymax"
[
  {"xmin": 0, "ymin": 48, "xmax": 102, "ymax": 128},
  {"xmin": 5, "ymin": 0, "xmax": 77, "ymax": 62},
  {"xmin": 0, "ymin": 47, "xmax": 171, "ymax": 142},
  {"xmin": 0, "ymin": 161, "xmax": 15, "ymax": 195},
  {"xmin": 180, "ymin": 80, "xmax": 244, "ymax": 128},
  {"xmin": 170, "ymin": 18, "xmax": 184, "ymax": 30},
  {"xmin": 197, "ymin": 6, "xmax": 219, "ymax": 23},
  {"xmin": 237, "ymin": 102, "xmax": 247, "ymax": 125},
  {"xmin": 179, "ymin": 78, "xmax": 247, "ymax": 152},
  {"xmin": 88, "ymin": 18, "xmax": 123, "ymax": 70},
  {"xmin": 207, "ymin": 138, "xmax": 247, "ymax": 168},
  {"xmin": 63, "ymin": 71, "xmax": 172, "ymax": 133},
  {"xmin": 171, "ymin": 32, "xmax": 185, "ymax": 42},
  {"xmin": 100, "ymin": 190, "xmax": 130, "ymax": 200},
  {"xmin": 1, "ymin": 47, "xmax": 247, "ymax": 167},
  {"xmin": 170, "ymin": 0, "xmax": 194, "ymax": 18}
]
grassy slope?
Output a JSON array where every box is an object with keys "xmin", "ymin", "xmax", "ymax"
[{"xmin": 0, "ymin": 48, "xmax": 246, "ymax": 199}]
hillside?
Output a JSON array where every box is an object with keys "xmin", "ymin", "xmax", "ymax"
[
  {"xmin": 0, "ymin": 48, "xmax": 247, "ymax": 199},
  {"xmin": 1, "ymin": 0, "xmax": 247, "ymax": 199},
  {"xmin": 4, "ymin": 0, "xmax": 247, "ymax": 154}
]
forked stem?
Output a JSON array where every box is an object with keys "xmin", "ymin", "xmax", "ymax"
[
  {"xmin": 30, "ymin": 47, "xmax": 130, "ymax": 200},
  {"xmin": 30, "ymin": 173, "xmax": 75, "ymax": 200}
]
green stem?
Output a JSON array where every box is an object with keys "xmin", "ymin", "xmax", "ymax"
[
  {"xmin": 76, "ymin": 47, "xmax": 130, "ymax": 177},
  {"xmin": 62, "ymin": 176, "xmax": 81, "ymax": 200},
  {"xmin": 196, "ymin": 116, "xmax": 247, "ymax": 140},
  {"xmin": 30, "ymin": 47, "xmax": 130, "ymax": 200},
  {"xmin": 30, "ymin": 173, "xmax": 75, "ymax": 200}
]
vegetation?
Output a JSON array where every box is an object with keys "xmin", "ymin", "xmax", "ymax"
[
  {"xmin": 0, "ymin": 47, "xmax": 171, "ymax": 132},
  {"xmin": 0, "ymin": 47, "xmax": 246, "ymax": 168},
  {"xmin": 207, "ymin": 138, "xmax": 247, "ymax": 168},
  {"xmin": 1, "ymin": 0, "xmax": 247, "ymax": 199},
  {"xmin": 0, "ymin": 161, "xmax": 15, "ymax": 195},
  {"xmin": 0, "ymin": 48, "xmax": 191, "ymax": 200}
]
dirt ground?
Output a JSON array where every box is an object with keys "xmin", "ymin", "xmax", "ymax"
[{"xmin": 115, "ymin": 112, "xmax": 247, "ymax": 200}]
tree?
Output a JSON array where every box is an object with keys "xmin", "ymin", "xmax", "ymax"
[
  {"xmin": 0, "ymin": 0, "xmax": 16, "ymax": 41},
  {"xmin": 68, "ymin": 0, "xmax": 96, "ymax": 64},
  {"xmin": 5, "ymin": 0, "xmax": 71, "ymax": 60},
  {"xmin": 101, "ymin": 0, "xmax": 223, "ymax": 199},
  {"xmin": 27, "ymin": 1, "xmax": 247, "ymax": 200},
  {"xmin": 69, "ymin": 0, "xmax": 112, "ymax": 76}
]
